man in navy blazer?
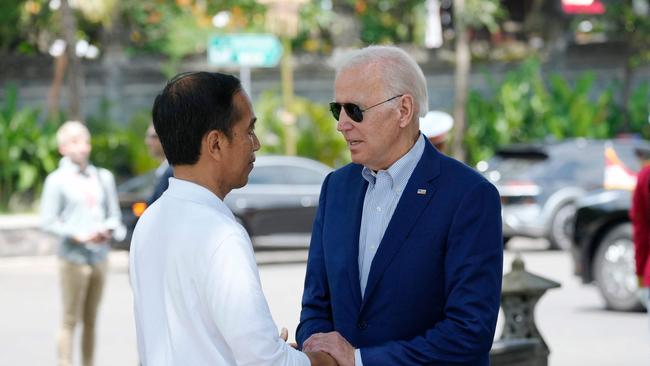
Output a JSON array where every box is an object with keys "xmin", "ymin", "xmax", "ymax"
[
  {"xmin": 297, "ymin": 46, "xmax": 503, "ymax": 365},
  {"xmin": 144, "ymin": 123, "xmax": 173, "ymax": 205}
]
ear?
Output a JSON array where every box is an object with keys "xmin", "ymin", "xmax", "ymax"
[
  {"xmin": 397, "ymin": 94, "xmax": 415, "ymax": 128},
  {"xmin": 204, "ymin": 130, "xmax": 225, "ymax": 161}
]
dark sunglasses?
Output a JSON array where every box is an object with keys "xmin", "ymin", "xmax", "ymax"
[{"xmin": 329, "ymin": 94, "xmax": 403, "ymax": 123}]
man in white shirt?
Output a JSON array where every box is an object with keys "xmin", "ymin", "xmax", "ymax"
[{"xmin": 129, "ymin": 72, "xmax": 336, "ymax": 366}]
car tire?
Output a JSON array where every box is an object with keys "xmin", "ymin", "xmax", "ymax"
[
  {"xmin": 549, "ymin": 203, "xmax": 576, "ymax": 251},
  {"xmin": 593, "ymin": 223, "xmax": 644, "ymax": 312}
]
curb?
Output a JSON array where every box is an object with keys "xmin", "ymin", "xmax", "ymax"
[{"xmin": 0, "ymin": 214, "xmax": 56, "ymax": 257}]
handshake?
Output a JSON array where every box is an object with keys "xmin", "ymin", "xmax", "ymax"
[{"xmin": 281, "ymin": 328, "xmax": 355, "ymax": 366}]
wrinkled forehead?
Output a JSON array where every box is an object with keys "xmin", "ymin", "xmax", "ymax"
[{"xmin": 335, "ymin": 62, "xmax": 387, "ymax": 96}]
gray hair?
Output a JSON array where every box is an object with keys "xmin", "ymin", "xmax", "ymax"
[
  {"xmin": 335, "ymin": 45, "xmax": 429, "ymax": 118},
  {"xmin": 56, "ymin": 120, "xmax": 90, "ymax": 147}
]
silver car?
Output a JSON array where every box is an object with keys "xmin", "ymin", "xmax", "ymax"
[{"xmin": 478, "ymin": 138, "xmax": 646, "ymax": 250}]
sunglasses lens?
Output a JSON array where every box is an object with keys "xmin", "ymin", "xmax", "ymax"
[
  {"xmin": 329, "ymin": 102, "xmax": 364, "ymax": 122},
  {"xmin": 344, "ymin": 104, "xmax": 363, "ymax": 122},
  {"xmin": 329, "ymin": 103, "xmax": 341, "ymax": 120}
]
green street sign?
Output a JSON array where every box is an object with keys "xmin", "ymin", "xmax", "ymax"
[{"xmin": 208, "ymin": 34, "xmax": 283, "ymax": 68}]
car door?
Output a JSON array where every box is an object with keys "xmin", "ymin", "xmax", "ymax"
[{"xmin": 225, "ymin": 162, "xmax": 327, "ymax": 247}]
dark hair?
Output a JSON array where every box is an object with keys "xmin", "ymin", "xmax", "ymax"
[{"xmin": 152, "ymin": 72, "xmax": 242, "ymax": 165}]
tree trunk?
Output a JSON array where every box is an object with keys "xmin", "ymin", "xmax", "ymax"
[
  {"xmin": 451, "ymin": 0, "xmax": 470, "ymax": 163},
  {"xmin": 60, "ymin": 0, "xmax": 84, "ymax": 121},
  {"xmin": 46, "ymin": 53, "xmax": 67, "ymax": 120},
  {"xmin": 101, "ymin": 9, "xmax": 127, "ymax": 125}
]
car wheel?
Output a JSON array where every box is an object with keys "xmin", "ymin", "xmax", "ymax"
[
  {"xmin": 549, "ymin": 203, "xmax": 576, "ymax": 251},
  {"xmin": 593, "ymin": 224, "xmax": 643, "ymax": 311}
]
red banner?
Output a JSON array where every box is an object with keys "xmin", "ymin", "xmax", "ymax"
[{"xmin": 562, "ymin": 0, "xmax": 606, "ymax": 14}]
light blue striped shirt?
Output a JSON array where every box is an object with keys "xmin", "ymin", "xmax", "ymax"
[{"xmin": 358, "ymin": 134, "xmax": 426, "ymax": 296}]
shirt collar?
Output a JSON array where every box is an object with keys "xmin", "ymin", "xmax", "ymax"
[
  {"xmin": 361, "ymin": 133, "xmax": 426, "ymax": 193},
  {"xmin": 59, "ymin": 156, "xmax": 96, "ymax": 176},
  {"xmin": 164, "ymin": 177, "xmax": 235, "ymax": 220}
]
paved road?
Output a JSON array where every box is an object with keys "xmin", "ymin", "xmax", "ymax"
[{"xmin": 1, "ymin": 240, "xmax": 648, "ymax": 365}]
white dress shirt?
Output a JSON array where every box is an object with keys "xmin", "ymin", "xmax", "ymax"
[{"xmin": 129, "ymin": 178, "xmax": 309, "ymax": 366}]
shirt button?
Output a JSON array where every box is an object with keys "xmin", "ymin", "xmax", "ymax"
[
  {"xmin": 357, "ymin": 320, "xmax": 368, "ymax": 330},
  {"xmin": 370, "ymin": 245, "xmax": 376, "ymax": 250},
  {"xmin": 376, "ymin": 206, "xmax": 381, "ymax": 212}
]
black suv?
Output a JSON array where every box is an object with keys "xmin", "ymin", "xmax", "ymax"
[
  {"xmin": 572, "ymin": 189, "xmax": 645, "ymax": 311},
  {"xmin": 479, "ymin": 138, "xmax": 645, "ymax": 250}
]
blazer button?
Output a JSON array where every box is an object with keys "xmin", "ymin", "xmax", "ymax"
[{"xmin": 357, "ymin": 320, "xmax": 368, "ymax": 330}]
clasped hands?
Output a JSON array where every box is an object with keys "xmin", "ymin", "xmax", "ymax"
[
  {"xmin": 73, "ymin": 229, "xmax": 112, "ymax": 245},
  {"xmin": 279, "ymin": 328, "xmax": 355, "ymax": 366}
]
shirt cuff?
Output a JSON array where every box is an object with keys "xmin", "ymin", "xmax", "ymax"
[{"xmin": 354, "ymin": 348, "xmax": 363, "ymax": 366}]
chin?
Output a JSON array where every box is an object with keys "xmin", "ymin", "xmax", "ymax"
[
  {"xmin": 236, "ymin": 178, "xmax": 248, "ymax": 189},
  {"xmin": 350, "ymin": 152, "xmax": 367, "ymax": 166}
]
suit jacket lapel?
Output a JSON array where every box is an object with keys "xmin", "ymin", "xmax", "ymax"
[
  {"xmin": 345, "ymin": 168, "xmax": 367, "ymax": 309},
  {"xmin": 361, "ymin": 143, "xmax": 441, "ymax": 307}
]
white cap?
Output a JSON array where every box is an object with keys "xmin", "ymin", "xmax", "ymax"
[{"xmin": 419, "ymin": 111, "xmax": 454, "ymax": 138}]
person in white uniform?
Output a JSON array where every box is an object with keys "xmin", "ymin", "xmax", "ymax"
[
  {"xmin": 419, "ymin": 110, "xmax": 454, "ymax": 153},
  {"xmin": 129, "ymin": 72, "xmax": 336, "ymax": 366}
]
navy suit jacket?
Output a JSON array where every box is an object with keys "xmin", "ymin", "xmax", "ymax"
[{"xmin": 297, "ymin": 140, "xmax": 503, "ymax": 365}]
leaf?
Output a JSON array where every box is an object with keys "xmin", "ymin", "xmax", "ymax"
[{"xmin": 17, "ymin": 163, "xmax": 37, "ymax": 192}]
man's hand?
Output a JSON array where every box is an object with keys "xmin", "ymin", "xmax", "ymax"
[
  {"xmin": 73, "ymin": 230, "xmax": 112, "ymax": 245},
  {"xmin": 303, "ymin": 331, "xmax": 355, "ymax": 366},
  {"xmin": 304, "ymin": 351, "xmax": 338, "ymax": 366},
  {"xmin": 279, "ymin": 327, "xmax": 298, "ymax": 349}
]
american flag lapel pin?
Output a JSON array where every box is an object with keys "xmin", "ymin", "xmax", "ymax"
[{"xmin": 417, "ymin": 189, "xmax": 427, "ymax": 195}]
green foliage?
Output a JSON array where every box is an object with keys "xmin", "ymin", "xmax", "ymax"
[
  {"xmin": 293, "ymin": 1, "xmax": 336, "ymax": 53},
  {"xmin": 122, "ymin": 0, "xmax": 265, "ymax": 58},
  {"xmin": 463, "ymin": 0, "xmax": 506, "ymax": 32},
  {"xmin": 626, "ymin": 82, "xmax": 650, "ymax": 135},
  {"xmin": 607, "ymin": 80, "xmax": 650, "ymax": 136},
  {"xmin": 343, "ymin": 0, "xmax": 425, "ymax": 45},
  {"xmin": 0, "ymin": 86, "xmax": 158, "ymax": 212},
  {"xmin": 464, "ymin": 58, "xmax": 640, "ymax": 166},
  {"xmin": 87, "ymin": 102, "xmax": 158, "ymax": 180},
  {"xmin": 605, "ymin": 1, "xmax": 650, "ymax": 67},
  {"xmin": 0, "ymin": 0, "xmax": 24, "ymax": 51},
  {"xmin": 0, "ymin": 85, "xmax": 58, "ymax": 212},
  {"xmin": 255, "ymin": 90, "xmax": 349, "ymax": 168}
]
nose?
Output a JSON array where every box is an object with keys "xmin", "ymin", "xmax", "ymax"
[
  {"xmin": 252, "ymin": 132, "xmax": 261, "ymax": 151},
  {"xmin": 336, "ymin": 111, "xmax": 355, "ymax": 132}
]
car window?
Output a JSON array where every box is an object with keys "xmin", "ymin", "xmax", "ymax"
[
  {"xmin": 284, "ymin": 166, "xmax": 326, "ymax": 185},
  {"xmin": 247, "ymin": 164, "xmax": 325, "ymax": 185},
  {"xmin": 488, "ymin": 156, "xmax": 546, "ymax": 179},
  {"xmin": 545, "ymin": 144, "xmax": 603, "ymax": 184},
  {"xmin": 248, "ymin": 166, "xmax": 291, "ymax": 185}
]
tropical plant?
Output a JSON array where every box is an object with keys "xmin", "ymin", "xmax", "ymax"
[
  {"xmin": 603, "ymin": 1, "xmax": 650, "ymax": 131},
  {"xmin": 451, "ymin": 0, "xmax": 507, "ymax": 162},
  {"xmin": 463, "ymin": 58, "xmax": 643, "ymax": 166},
  {"xmin": 0, "ymin": 86, "xmax": 58, "ymax": 212},
  {"xmin": 87, "ymin": 102, "xmax": 158, "ymax": 180},
  {"xmin": 255, "ymin": 90, "xmax": 349, "ymax": 168}
]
